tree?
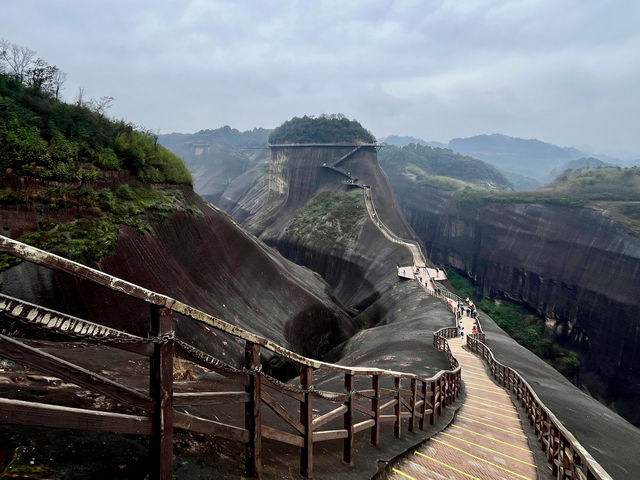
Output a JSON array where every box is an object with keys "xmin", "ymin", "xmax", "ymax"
[
  {"xmin": 89, "ymin": 96, "xmax": 115, "ymax": 115},
  {"xmin": 51, "ymin": 67, "xmax": 66, "ymax": 100},
  {"xmin": 0, "ymin": 39, "xmax": 36, "ymax": 81},
  {"xmin": 75, "ymin": 87, "xmax": 86, "ymax": 106}
]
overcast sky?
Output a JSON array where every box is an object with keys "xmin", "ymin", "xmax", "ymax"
[{"xmin": 2, "ymin": 0, "xmax": 639, "ymax": 157}]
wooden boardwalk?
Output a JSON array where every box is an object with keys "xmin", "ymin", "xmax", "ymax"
[{"xmin": 391, "ymin": 316, "xmax": 536, "ymax": 480}]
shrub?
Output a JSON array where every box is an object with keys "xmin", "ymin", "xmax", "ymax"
[{"xmin": 269, "ymin": 114, "xmax": 375, "ymax": 144}]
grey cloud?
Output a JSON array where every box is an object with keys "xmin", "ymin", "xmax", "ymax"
[{"xmin": 1, "ymin": 0, "xmax": 639, "ymax": 154}]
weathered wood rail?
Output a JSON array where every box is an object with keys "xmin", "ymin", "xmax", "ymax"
[
  {"xmin": 466, "ymin": 334, "xmax": 612, "ymax": 480},
  {"xmin": 0, "ymin": 235, "xmax": 461, "ymax": 479}
]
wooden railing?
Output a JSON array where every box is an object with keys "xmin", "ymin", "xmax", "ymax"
[
  {"xmin": 362, "ymin": 186, "xmax": 427, "ymax": 267},
  {"xmin": 466, "ymin": 334, "xmax": 612, "ymax": 480},
  {"xmin": 0, "ymin": 235, "xmax": 462, "ymax": 479}
]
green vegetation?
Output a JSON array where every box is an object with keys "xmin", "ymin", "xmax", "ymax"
[
  {"xmin": 0, "ymin": 185, "xmax": 200, "ymax": 270},
  {"xmin": 452, "ymin": 187, "xmax": 586, "ymax": 208},
  {"xmin": 378, "ymin": 143, "xmax": 512, "ymax": 190},
  {"xmin": 548, "ymin": 166, "xmax": 640, "ymax": 202},
  {"xmin": 447, "ymin": 269, "xmax": 580, "ymax": 380},
  {"xmin": 0, "ymin": 48, "xmax": 198, "ymax": 271},
  {"xmin": 0, "ymin": 73, "xmax": 191, "ymax": 184},
  {"xmin": 268, "ymin": 114, "xmax": 375, "ymax": 144},
  {"xmin": 404, "ymin": 164, "xmax": 471, "ymax": 191},
  {"xmin": 0, "ymin": 426, "xmax": 148, "ymax": 479},
  {"xmin": 286, "ymin": 189, "xmax": 366, "ymax": 248},
  {"xmin": 451, "ymin": 166, "xmax": 640, "ymax": 235}
]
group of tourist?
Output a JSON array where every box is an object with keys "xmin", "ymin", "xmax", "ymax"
[
  {"xmin": 457, "ymin": 319, "xmax": 479, "ymax": 338},
  {"xmin": 458, "ymin": 297, "xmax": 478, "ymax": 319},
  {"xmin": 458, "ymin": 296, "xmax": 480, "ymax": 338}
]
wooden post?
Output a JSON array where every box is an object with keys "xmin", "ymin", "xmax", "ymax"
[
  {"xmin": 300, "ymin": 366, "xmax": 313, "ymax": 478},
  {"xmin": 343, "ymin": 373, "xmax": 354, "ymax": 465},
  {"xmin": 371, "ymin": 374, "xmax": 380, "ymax": 446},
  {"xmin": 442, "ymin": 373, "xmax": 451, "ymax": 407},
  {"xmin": 149, "ymin": 306, "xmax": 174, "ymax": 480},
  {"xmin": 408, "ymin": 378, "xmax": 417, "ymax": 432},
  {"xmin": 430, "ymin": 380, "xmax": 436, "ymax": 424},
  {"xmin": 438, "ymin": 377, "xmax": 443, "ymax": 415},
  {"xmin": 244, "ymin": 341, "xmax": 262, "ymax": 478},
  {"xmin": 394, "ymin": 377, "xmax": 401, "ymax": 438},
  {"xmin": 419, "ymin": 381, "xmax": 427, "ymax": 430}
]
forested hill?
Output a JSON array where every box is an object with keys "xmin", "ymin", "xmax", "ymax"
[
  {"xmin": 268, "ymin": 114, "xmax": 375, "ymax": 144},
  {"xmin": 0, "ymin": 71, "xmax": 194, "ymax": 267},
  {"xmin": 379, "ymin": 143, "xmax": 513, "ymax": 190}
]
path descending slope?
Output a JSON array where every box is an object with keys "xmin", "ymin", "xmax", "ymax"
[
  {"xmin": 363, "ymin": 186, "xmax": 426, "ymax": 268},
  {"xmin": 391, "ymin": 318, "xmax": 537, "ymax": 480}
]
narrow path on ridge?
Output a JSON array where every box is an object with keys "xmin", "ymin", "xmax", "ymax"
[
  {"xmin": 362, "ymin": 186, "xmax": 426, "ymax": 268},
  {"xmin": 359, "ymin": 181, "xmax": 537, "ymax": 479}
]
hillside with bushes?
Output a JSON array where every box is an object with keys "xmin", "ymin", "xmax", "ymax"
[
  {"xmin": 453, "ymin": 166, "xmax": 640, "ymax": 235},
  {"xmin": 0, "ymin": 71, "xmax": 195, "ymax": 268},
  {"xmin": 379, "ymin": 143, "xmax": 513, "ymax": 190},
  {"xmin": 0, "ymin": 74, "xmax": 191, "ymax": 184}
]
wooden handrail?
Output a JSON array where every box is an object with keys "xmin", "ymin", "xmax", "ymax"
[
  {"xmin": 466, "ymin": 335, "xmax": 612, "ymax": 480},
  {"xmin": 0, "ymin": 235, "xmax": 464, "ymax": 479},
  {"xmin": 0, "ymin": 235, "xmax": 425, "ymax": 379}
]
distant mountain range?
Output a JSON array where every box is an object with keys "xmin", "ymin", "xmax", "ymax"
[
  {"xmin": 158, "ymin": 126, "xmax": 271, "ymax": 203},
  {"xmin": 382, "ymin": 133, "xmax": 639, "ymax": 189}
]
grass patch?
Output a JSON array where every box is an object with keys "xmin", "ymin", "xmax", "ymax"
[
  {"xmin": 405, "ymin": 164, "xmax": 469, "ymax": 191},
  {"xmin": 450, "ymin": 167, "xmax": 640, "ymax": 235},
  {"xmin": 446, "ymin": 268, "xmax": 580, "ymax": 380},
  {"xmin": 285, "ymin": 189, "xmax": 366, "ymax": 248},
  {"xmin": 452, "ymin": 187, "xmax": 586, "ymax": 209}
]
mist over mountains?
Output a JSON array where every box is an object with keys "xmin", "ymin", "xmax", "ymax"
[{"xmin": 383, "ymin": 133, "xmax": 640, "ymax": 190}]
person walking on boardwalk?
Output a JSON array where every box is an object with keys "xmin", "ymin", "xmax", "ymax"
[{"xmin": 458, "ymin": 320, "xmax": 464, "ymax": 337}]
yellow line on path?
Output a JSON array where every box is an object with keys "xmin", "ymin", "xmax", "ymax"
[
  {"xmin": 462, "ymin": 372, "xmax": 498, "ymax": 386},
  {"xmin": 465, "ymin": 400, "xmax": 516, "ymax": 412},
  {"xmin": 431, "ymin": 438, "xmax": 533, "ymax": 479},
  {"xmin": 467, "ymin": 385, "xmax": 509, "ymax": 395},
  {"xmin": 458, "ymin": 415, "xmax": 527, "ymax": 437},
  {"xmin": 439, "ymin": 432, "xmax": 537, "ymax": 468},
  {"xmin": 462, "ymin": 371, "xmax": 493, "ymax": 380},
  {"xmin": 466, "ymin": 394, "xmax": 516, "ymax": 409},
  {"xmin": 459, "ymin": 413, "xmax": 523, "ymax": 432},
  {"xmin": 465, "ymin": 381, "xmax": 503, "ymax": 392},
  {"xmin": 450, "ymin": 425, "xmax": 531, "ymax": 451},
  {"xmin": 392, "ymin": 467, "xmax": 417, "ymax": 480},
  {"xmin": 463, "ymin": 404, "xmax": 520, "ymax": 420},
  {"xmin": 414, "ymin": 451, "xmax": 481, "ymax": 480},
  {"xmin": 461, "ymin": 365, "xmax": 486, "ymax": 372}
]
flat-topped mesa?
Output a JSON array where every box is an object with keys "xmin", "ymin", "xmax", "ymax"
[{"xmin": 262, "ymin": 119, "xmax": 412, "ymax": 237}]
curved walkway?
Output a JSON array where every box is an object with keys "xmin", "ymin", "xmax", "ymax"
[
  {"xmin": 391, "ymin": 319, "xmax": 537, "ymax": 480},
  {"xmin": 363, "ymin": 186, "xmax": 426, "ymax": 268},
  {"xmin": 359, "ymin": 179, "xmax": 536, "ymax": 478}
]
